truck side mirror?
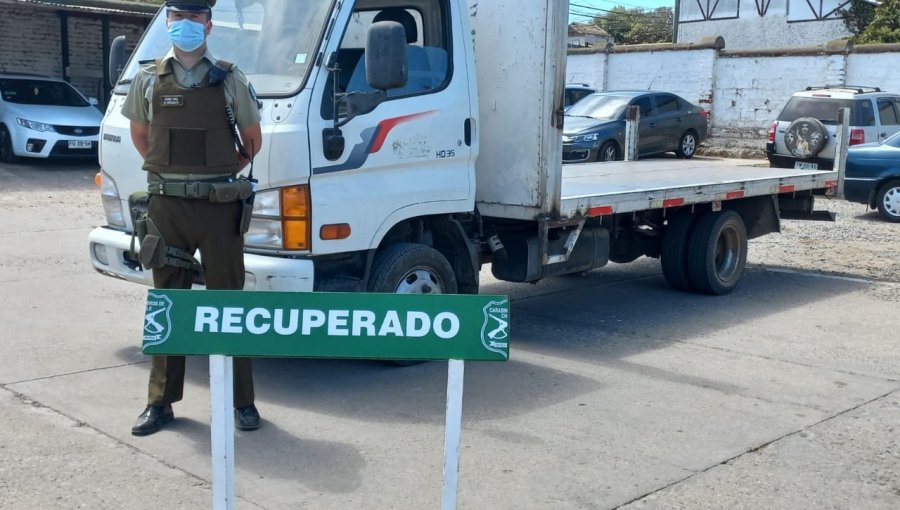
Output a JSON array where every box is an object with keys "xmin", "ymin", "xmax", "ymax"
[
  {"xmin": 109, "ymin": 35, "xmax": 127, "ymax": 87},
  {"xmin": 365, "ymin": 21, "xmax": 408, "ymax": 91}
]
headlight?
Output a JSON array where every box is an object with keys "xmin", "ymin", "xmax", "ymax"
[
  {"xmin": 16, "ymin": 118, "xmax": 56, "ymax": 132},
  {"xmin": 99, "ymin": 169, "xmax": 126, "ymax": 228},
  {"xmin": 571, "ymin": 133, "xmax": 600, "ymax": 143},
  {"xmin": 244, "ymin": 187, "xmax": 310, "ymax": 251}
]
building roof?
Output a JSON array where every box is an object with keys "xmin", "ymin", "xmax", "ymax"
[
  {"xmin": 2, "ymin": 0, "xmax": 160, "ymax": 16},
  {"xmin": 568, "ymin": 23, "xmax": 610, "ymax": 38}
]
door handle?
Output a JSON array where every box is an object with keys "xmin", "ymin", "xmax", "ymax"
[
  {"xmin": 464, "ymin": 118, "xmax": 474, "ymax": 146},
  {"xmin": 649, "ymin": 123, "xmax": 656, "ymax": 128}
]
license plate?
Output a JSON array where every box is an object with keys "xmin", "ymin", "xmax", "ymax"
[
  {"xmin": 794, "ymin": 161, "xmax": 818, "ymax": 170},
  {"xmin": 68, "ymin": 140, "xmax": 92, "ymax": 149}
]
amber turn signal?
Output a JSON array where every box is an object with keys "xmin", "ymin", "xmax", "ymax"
[
  {"xmin": 94, "ymin": 172, "xmax": 102, "ymax": 187},
  {"xmin": 320, "ymin": 223, "xmax": 351, "ymax": 240},
  {"xmin": 281, "ymin": 186, "xmax": 310, "ymax": 250}
]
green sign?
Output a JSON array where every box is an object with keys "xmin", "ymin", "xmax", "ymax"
[{"xmin": 143, "ymin": 289, "xmax": 509, "ymax": 361}]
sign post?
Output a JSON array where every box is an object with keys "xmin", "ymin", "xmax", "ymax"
[{"xmin": 143, "ymin": 290, "xmax": 510, "ymax": 510}]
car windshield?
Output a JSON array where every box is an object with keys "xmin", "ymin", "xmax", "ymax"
[
  {"xmin": 566, "ymin": 94, "xmax": 630, "ymax": 120},
  {"xmin": 779, "ymin": 97, "xmax": 872, "ymax": 126},
  {"xmin": 0, "ymin": 79, "xmax": 88, "ymax": 107},
  {"xmin": 117, "ymin": 0, "xmax": 334, "ymax": 96}
]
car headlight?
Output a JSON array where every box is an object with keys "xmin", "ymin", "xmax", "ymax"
[
  {"xmin": 99, "ymin": 170, "xmax": 126, "ymax": 229},
  {"xmin": 16, "ymin": 118, "xmax": 56, "ymax": 132},
  {"xmin": 571, "ymin": 133, "xmax": 600, "ymax": 143}
]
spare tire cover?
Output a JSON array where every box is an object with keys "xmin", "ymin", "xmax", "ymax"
[{"xmin": 784, "ymin": 117, "xmax": 828, "ymax": 159}]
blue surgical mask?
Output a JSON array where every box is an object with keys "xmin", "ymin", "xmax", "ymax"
[{"xmin": 167, "ymin": 19, "xmax": 207, "ymax": 52}]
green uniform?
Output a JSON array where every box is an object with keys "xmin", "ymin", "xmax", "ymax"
[{"xmin": 123, "ymin": 48, "xmax": 260, "ymax": 409}]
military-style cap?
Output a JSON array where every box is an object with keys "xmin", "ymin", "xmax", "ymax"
[{"xmin": 166, "ymin": 0, "xmax": 215, "ymax": 11}]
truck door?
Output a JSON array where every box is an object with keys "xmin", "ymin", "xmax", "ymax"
[{"xmin": 307, "ymin": 0, "xmax": 474, "ymax": 256}]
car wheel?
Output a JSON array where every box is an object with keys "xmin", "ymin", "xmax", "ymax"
[
  {"xmin": 876, "ymin": 179, "xmax": 900, "ymax": 223},
  {"xmin": 597, "ymin": 141, "xmax": 618, "ymax": 162},
  {"xmin": 686, "ymin": 210, "xmax": 748, "ymax": 295},
  {"xmin": 675, "ymin": 130, "xmax": 698, "ymax": 159},
  {"xmin": 784, "ymin": 117, "xmax": 827, "ymax": 159},
  {"xmin": 0, "ymin": 125, "xmax": 18, "ymax": 163}
]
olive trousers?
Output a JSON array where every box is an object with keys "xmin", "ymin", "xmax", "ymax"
[{"xmin": 146, "ymin": 194, "xmax": 255, "ymax": 408}]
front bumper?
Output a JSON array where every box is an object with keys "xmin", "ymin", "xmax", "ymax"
[
  {"xmin": 11, "ymin": 127, "xmax": 98, "ymax": 159},
  {"xmin": 87, "ymin": 226, "xmax": 315, "ymax": 291},
  {"xmin": 562, "ymin": 142, "xmax": 598, "ymax": 164}
]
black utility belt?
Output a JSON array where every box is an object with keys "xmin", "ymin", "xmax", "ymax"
[{"xmin": 148, "ymin": 176, "xmax": 253, "ymax": 203}]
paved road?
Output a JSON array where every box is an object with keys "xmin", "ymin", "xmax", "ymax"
[{"xmin": 1, "ymin": 159, "xmax": 899, "ymax": 509}]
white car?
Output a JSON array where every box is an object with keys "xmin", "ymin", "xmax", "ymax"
[{"xmin": 0, "ymin": 73, "xmax": 102, "ymax": 163}]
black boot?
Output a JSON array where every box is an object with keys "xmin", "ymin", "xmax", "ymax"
[
  {"xmin": 235, "ymin": 405, "xmax": 260, "ymax": 431},
  {"xmin": 131, "ymin": 405, "xmax": 174, "ymax": 436}
]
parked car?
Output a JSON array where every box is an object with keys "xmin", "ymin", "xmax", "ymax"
[
  {"xmin": 767, "ymin": 85, "xmax": 900, "ymax": 170},
  {"xmin": 845, "ymin": 131, "xmax": 900, "ymax": 222},
  {"xmin": 0, "ymin": 73, "xmax": 102, "ymax": 163},
  {"xmin": 564, "ymin": 83, "xmax": 596, "ymax": 109},
  {"xmin": 562, "ymin": 90, "xmax": 708, "ymax": 163}
]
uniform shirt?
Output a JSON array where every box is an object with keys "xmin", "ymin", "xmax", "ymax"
[
  {"xmin": 122, "ymin": 47, "xmax": 261, "ymax": 179},
  {"xmin": 122, "ymin": 47, "xmax": 260, "ymax": 129}
]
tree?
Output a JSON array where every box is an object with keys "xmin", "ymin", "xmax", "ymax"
[
  {"xmin": 855, "ymin": 0, "xmax": 900, "ymax": 43},
  {"xmin": 839, "ymin": 0, "xmax": 878, "ymax": 36},
  {"xmin": 592, "ymin": 6, "xmax": 673, "ymax": 45}
]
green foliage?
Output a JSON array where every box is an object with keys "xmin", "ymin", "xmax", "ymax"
[
  {"xmin": 846, "ymin": 0, "xmax": 900, "ymax": 44},
  {"xmin": 840, "ymin": 0, "xmax": 877, "ymax": 35},
  {"xmin": 592, "ymin": 6, "xmax": 673, "ymax": 45}
]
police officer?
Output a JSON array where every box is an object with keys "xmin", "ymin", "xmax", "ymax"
[{"xmin": 123, "ymin": 0, "xmax": 263, "ymax": 436}]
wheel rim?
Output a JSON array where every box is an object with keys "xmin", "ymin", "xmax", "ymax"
[
  {"xmin": 883, "ymin": 186, "xmax": 900, "ymax": 218},
  {"xmin": 714, "ymin": 226, "xmax": 741, "ymax": 281},
  {"xmin": 602, "ymin": 145, "xmax": 616, "ymax": 161},
  {"xmin": 394, "ymin": 266, "xmax": 445, "ymax": 294},
  {"xmin": 682, "ymin": 134, "xmax": 696, "ymax": 155}
]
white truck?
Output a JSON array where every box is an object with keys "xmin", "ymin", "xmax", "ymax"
[{"xmin": 88, "ymin": 0, "xmax": 842, "ymax": 297}]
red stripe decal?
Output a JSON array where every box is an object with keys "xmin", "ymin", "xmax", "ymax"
[
  {"xmin": 588, "ymin": 206, "xmax": 614, "ymax": 217},
  {"xmin": 824, "ymin": 180, "xmax": 838, "ymax": 188},
  {"xmin": 726, "ymin": 191, "xmax": 745, "ymax": 200},
  {"xmin": 779, "ymin": 184, "xmax": 795, "ymax": 193},
  {"xmin": 369, "ymin": 111, "xmax": 435, "ymax": 153},
  {"xmin": 663, "ymin": 198, "xmax": 685, "ymax": 208}
]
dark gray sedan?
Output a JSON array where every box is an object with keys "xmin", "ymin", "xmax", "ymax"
[{"xmin": 562, "ymin": 91, "xmax": 709, "ymax": 163}]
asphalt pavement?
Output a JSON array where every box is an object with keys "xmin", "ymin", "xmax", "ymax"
[{"xmin": 1, "ymin": 159, "xmax": 899, "ymax": 509}]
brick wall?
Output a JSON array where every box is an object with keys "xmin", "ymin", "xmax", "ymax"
[{"xmin": 0, "ymin": 5, "xmax": 146, "ymax": 103}]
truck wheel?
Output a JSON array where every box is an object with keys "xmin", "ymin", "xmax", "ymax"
[
  {"xmin": 675, "ymin": 130, "xmax": 698, "ymax": 159},
  {"xmin": 0, "ymin": 125, "xmax": 18, "ymax": 163},
  {"xmin": 369, "ymin": 242, "xmax": 457, "ymax": 294},
  {"xmin": 686, "ymin": 210, "xmax": 747, "ymax": 295},
  {"xmin": 876, "ymin": 179, "xmax": 900, "ymax": 223},
  {"xmin": 660, "ymin": 212, "xmax": 696, "ymax": 291},
  {"xmin": 598, "ymin": 141, "xmax": 618, "ymax": 162}
]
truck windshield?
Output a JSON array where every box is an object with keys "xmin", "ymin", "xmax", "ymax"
[{"xmin": 117, "ymin": 0, "xmax": 333, "ymax": 96}]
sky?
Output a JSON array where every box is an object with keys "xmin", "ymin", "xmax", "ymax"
[{"xmin": 569, "ymin": 0, "xmax": 676, "ymax": 23}]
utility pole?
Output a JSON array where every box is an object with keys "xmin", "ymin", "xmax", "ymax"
[{"xmin": 673, "ymin": 0, "xmax": 680, "ymax": 43}]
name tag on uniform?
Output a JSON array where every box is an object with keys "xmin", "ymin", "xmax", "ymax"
[{"xmin": 160, "ymin": 95, "xmax": 184, "ymax": 107}]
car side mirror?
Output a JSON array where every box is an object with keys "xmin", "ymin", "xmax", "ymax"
[
  {"xmin": 365, "ymin": 21, "xmax": 408, "ymax": 91},
  {"xmin": 109, "ymin": 35, "xmax": 127, "ymax": 87}
]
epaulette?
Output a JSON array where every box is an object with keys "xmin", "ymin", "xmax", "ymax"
[{"xmin": 208, "ymin": 59, "xmax": 234, "ymax": 86}]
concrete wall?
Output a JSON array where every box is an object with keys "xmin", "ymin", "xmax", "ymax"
[
  {"xmin": 0, "ymin": 5, "xmax": 146, "ymax": 102},
  {"xmin": 678, "ymin": 0, "xmax": 851, "ymax": 51},
  {"xmin": 567, "ymin": 42, "xmax": 900, "ymax": 157}
]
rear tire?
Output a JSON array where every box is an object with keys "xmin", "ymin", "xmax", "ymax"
[
  {"xmin": 0, "ymin": 125, "xmax": 18, "ymax": 163},
  {"xmin": 686, "ymin": 211, "xmax": 748, "ymax": 295},
  {"xmin": 675, "ymin": 130, "xmax": 698, "ymax": 159},
  {"xmin": 876, "ymin": 179, "xmax": 900, "ymax": 223},
  {"xmin": 660, "ymin": 212, "xmax": 696, "ymax": 291}
]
